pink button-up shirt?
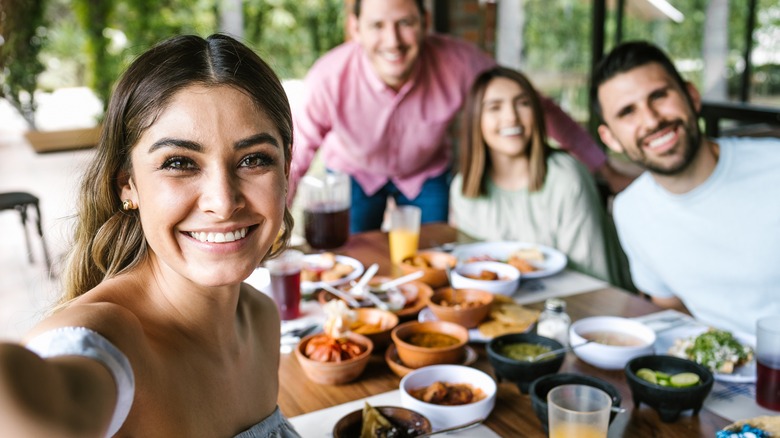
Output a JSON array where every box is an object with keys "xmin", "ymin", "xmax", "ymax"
[{"xmin": 290, "ymin": 34, "xmax": 605, "ymax": 200}]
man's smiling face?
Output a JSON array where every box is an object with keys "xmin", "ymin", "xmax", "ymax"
[
  {"xmin": 350, "ymin": 0, "xmax": 427, "ymax": 91},
  {"xmin": 597, "ymin": 63, "xmax": 702, "ymax": 175}
]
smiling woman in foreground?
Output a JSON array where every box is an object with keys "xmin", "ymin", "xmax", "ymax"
[{"xmin": 0, "ymin": 34, "xmax": 300, "ymax": 437}]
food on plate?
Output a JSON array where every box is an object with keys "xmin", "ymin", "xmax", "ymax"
[
  {"xmin": 718, "ymin": 416, "xmax": 780, "ymax": 438},
  {"xmin": 581, "ymin": 330, "xmax": 646, "ymax": 347},
  {"xmin": 507, "ymin": 247, "xmax": 544, "ymax": 273},
  {"xmin": 301, "ymin": 252, "xmax": 355, "ymax": 282},
  {"xmin": 464, "ymin": 247, "xmax": 545, "ymax": 274},
  {"xmin": 506, "ymin": 257, "xmax": 537, "ymax": 274},
  {"xmin": 359, "ymin": 403, "xmax": 400, "ymax": 438},
  {"xmin": 510, "ymin": 247, "xmax": 545, "ymax": 262},
  {"xmin": 408, "ymin": 381, "xmax": 486, "ymax": 406},
  {"xmin": 464, "ymin": 269, "xmax": 499, "ymax": 281},
  {"xmin": 406, "ymin": 332, "xmax": 461, "ymax": 349},
  {"xmin": 304, "ymin": 301, "xmax": 367, "ymax": 363},
  {"xmin": 478, "ymin": 295, "xmax": 540, "ymax": 337},
  {"xmin": 668, "ymin": 329, "xmax": 753, "ymax": 374},
  {"xmin": 636, "ymin": 368, "xmax": 701, "ymax": 387},
  {"xmin": 498, "ymin": 342, "xmax": 553, "ymax": 362}
]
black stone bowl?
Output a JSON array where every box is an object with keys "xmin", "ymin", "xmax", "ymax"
[
  {"xmin": 332, "ymin": 406, "xmax": 432, "ymax": 438},
  {"xmin": 529, "ymin": 373, "xmax": 622, "ymax": 433},
  {"xmin": 486, "ymin": 332, "xmax": 565, "ymax": 394},
  {"xmin": 625, "ymin": 354, "xmax": 714, "ymax": 423}
]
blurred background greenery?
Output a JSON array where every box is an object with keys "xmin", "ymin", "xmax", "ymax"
[{"xmin": 1, "ymin": 0, "xmax": 778, "ymax": 132}]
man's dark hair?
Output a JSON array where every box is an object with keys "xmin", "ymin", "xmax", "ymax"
[
  {"xmin": 590, "ymin": 41, "xmax": 690, "ymax": 121},
  {"xmin": 353, "ymin": 0, "xmax": 425, "ymax": 17}
]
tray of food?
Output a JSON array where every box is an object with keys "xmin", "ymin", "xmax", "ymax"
[{"xmin": 451, "ymin": 241, "xmax": 567, "ymax": 279}]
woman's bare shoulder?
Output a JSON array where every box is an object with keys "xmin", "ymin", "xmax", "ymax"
[
  {"xmin": 240, "ymin": 283, "xmax": 280, "ymax": 325},
  {"xmin": 24, "ymin": 278, "xmax": 147, "ymax": 353}
]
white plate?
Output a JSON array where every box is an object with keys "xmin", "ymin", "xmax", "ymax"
[
  {"xmin": 300, "ymin": 254, "xmax": 364, "ymax": 294},
  {"xmin": 451, "ymin": 241, "xmax": 567, "ymax": 280},
  {"xmin": 654, "ymin": 324, "xmax": 756, "ymax": 383}
]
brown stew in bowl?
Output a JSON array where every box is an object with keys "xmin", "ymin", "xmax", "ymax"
[
  {"xmin": 409, "ymin": 381, "xmax": 486, "ymax": 405},
  {"xmin": 406, "ymin": 332, "xmax": 461, "ymax": 348}
]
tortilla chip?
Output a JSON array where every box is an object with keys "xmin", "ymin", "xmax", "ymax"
[{"xmin": 478, "ymin": 301, "xmax": 539, "ymax": 337}]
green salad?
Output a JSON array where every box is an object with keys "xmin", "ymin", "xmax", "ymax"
[{"xmin": 669, "ymin": 329, "xmax": 753, "ymax": 374}]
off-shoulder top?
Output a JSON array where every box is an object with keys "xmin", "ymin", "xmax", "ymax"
[{"xmin": 26, "ymin": 327, "xmax": 300, "ymax": 437}]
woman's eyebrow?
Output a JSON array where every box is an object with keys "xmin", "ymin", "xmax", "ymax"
[
  {"xmin": 235, "ymin": 133, "xmax": 280, "ymax": 150},
  {"xmin": 148, "ymin": 138, "xmax": 201, "ymax": 153},
  {"xmin": 147, "ymin": 133, "xmax": 280, "ymax": 153}
]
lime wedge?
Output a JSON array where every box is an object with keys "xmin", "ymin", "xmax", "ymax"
[
  {"xmin": 670, "ymin": 372, "xmax": 700, "ymax": 387},
  {"xmin": 636, "ymin": 368, "xmax": 657, "ymax": 384}
]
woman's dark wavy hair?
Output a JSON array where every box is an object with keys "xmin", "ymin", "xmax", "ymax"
[
  {"xmin": 459, "ymin": 66, "xmax": 550, "ymax": 197},
  {"xmin": 61, "ymin": 34, "xmax": 294, "ymax": 304},
  {"xmin": 590, "ymin": 40, "xmax": 693, "ymax": 121}
]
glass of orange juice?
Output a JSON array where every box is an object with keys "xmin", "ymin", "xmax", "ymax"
[
  {"xmin": 548, "ymin": 384, "xmax": 611, "ymax": 438},
  {"xmin": 388, "ymin": 205, "xmax": 421, "ymax": 265}
]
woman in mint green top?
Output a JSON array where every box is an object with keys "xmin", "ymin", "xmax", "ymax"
[{"xmin": 450, "ymin": 67, "xmax": 632, "ymax": 289}]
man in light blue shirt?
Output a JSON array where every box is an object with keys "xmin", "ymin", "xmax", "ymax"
[{"xmin": 591, "ymin": 41, "xmax": 780, "ymax": 337}]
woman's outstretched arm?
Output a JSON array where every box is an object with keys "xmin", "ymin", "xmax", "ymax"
[{"xmin": 0, "ymin": 342, "xmax": 116, "ymax": 438}]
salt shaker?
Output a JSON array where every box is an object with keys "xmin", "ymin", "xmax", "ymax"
[{"xmin": 536, "ymin": 298, "xmax": 570, "ymax": 345}]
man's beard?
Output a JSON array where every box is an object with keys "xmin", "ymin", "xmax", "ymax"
[{"xmin": 627, "ymin": 118, "xmax": 702, "ymax": 176}]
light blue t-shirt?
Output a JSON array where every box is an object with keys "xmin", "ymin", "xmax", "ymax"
[{"xmin": 613, "ymin": 137, "xmax": 780, "ymax": 337}]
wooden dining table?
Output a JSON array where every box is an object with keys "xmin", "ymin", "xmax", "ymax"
[{"xmin": 278, "ymin": 223, "xmax": 731, "ymax": 437}]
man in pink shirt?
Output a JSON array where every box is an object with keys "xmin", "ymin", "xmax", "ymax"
[{"xmin": 290, "ymin": 0, "xmax": 632, "ymax": 232}]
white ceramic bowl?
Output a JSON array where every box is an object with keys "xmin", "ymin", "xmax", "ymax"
[
  {"xmin": 399, "ymin": 364, "xmax": 497, "ymax": 430},
  {"xmin": 569, "ymin": 316, "xmax": 656, "ymax": 370},
  {"xmin": 450, "ymin": 261, "xmax": 520, "ymax": 296}
]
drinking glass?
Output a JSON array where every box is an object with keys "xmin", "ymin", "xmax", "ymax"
[
  {"xmin": 264, "ymin": 249, "xmax": 304, "ymax": 320},
  {"xmin": 300, "ymin": 172, "xmax": 351, "ymax": 250},
  {"xmin": 388, "ymin": 205, "xmax": 421, "ymax": 265},
  {"xmin": 756, "ymin": 316, "xmax": 780, "ymax": 411},
  {"xmin": 548, "ymin": 384, "xmax": 611, "ymax": 438}
]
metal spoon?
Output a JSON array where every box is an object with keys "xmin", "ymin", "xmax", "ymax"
[
  {"xmin": 320, "ymin": 283, "xmax": 361, "ymax": 308},
  {"xmin": 532, "ymin": 340, "xmax": 594, "ymax": 362},
  {"xmin": 352, "ymin": 263, "xmax": 379, "ymax": 292},
  {"xmin": 349, "ymin": 264, "xmax": 388, "ymax": 310},
  {"xmin": 416, "ymin": 417, "xmax": 485, "ymax": 437},
  {"xmin": 374, "ymin": 270, "xmax": 424, "ymax": 292}
]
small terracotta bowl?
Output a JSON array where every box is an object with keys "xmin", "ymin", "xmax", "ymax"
[
  {"xmin": 391, "ymin": 321, "xmax": 468, "ymax": 369},
  {"xmin": 399, "ymin": 250, "xmax": 458, "ymax": 288},
  {"xmin": 350, "ymin": 307, "xmax": 399, "ymax": 350},
  {"xmin": 295, "ymin": 332, "xmax": 373, "ymax": 385},
  {"xmin": 332, "ymin": 406, "xmax": 432, "ymax": 438},
  {"xmin": 426, "ymin": 287, "xmax": 494, "ymax": 329}
]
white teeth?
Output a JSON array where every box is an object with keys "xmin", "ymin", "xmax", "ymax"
[
  {"xmin": 189, "ymin": 227, "xmax": 248, "ymax": 243},
  {"xmin": 500, "ymin": 126, "xmax": 524, "ymax": 136},
  {"xmin": 647, "ymin": 131, "xmax": 675, "ymax": 149},
  {"xmin": 381, "ymin": 51, "xmax": 402, "ymax": 61}
]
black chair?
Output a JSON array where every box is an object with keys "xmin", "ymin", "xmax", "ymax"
[{"xmin": 0, "ymin": 192, "xmax": 52, "ymax": 271}]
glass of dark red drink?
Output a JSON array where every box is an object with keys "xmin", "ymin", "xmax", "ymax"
[
  {"xmin": 757, "ymin": 316, "xmax": 780, "ymax": 411},
  {"xmin": 300, "ymin": 172, "xmax": 350, "ymax": 249},
  {"xmin": 265, "ymin": 249, "xmax": 304, "ymax": 320}
]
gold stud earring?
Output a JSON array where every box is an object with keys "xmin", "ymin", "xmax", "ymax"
[{"xmin": 122, "ymin": 199, "xmax": 137, "ymax": 211}]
